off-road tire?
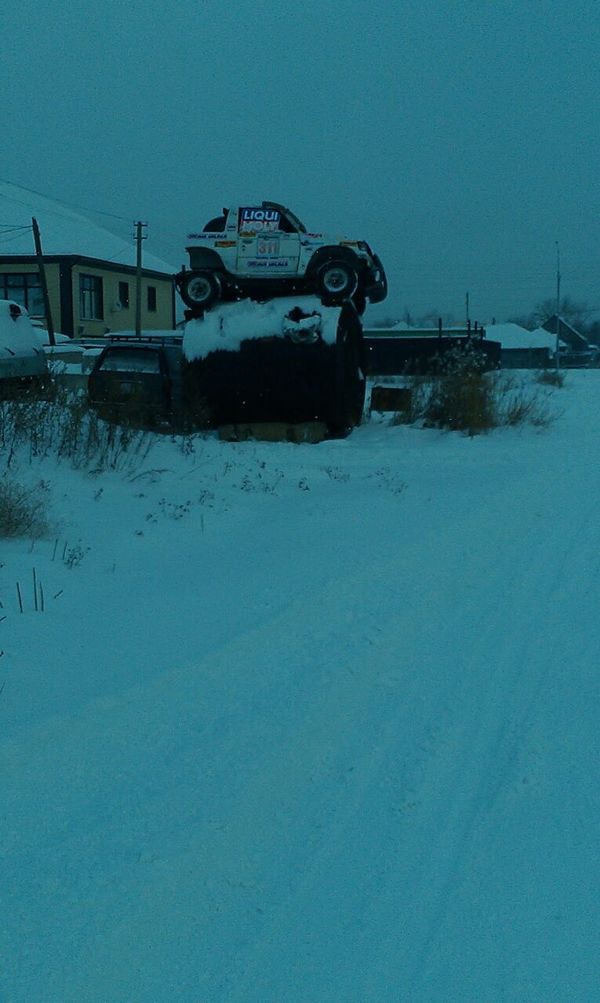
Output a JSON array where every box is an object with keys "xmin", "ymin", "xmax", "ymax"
[
  {"xmin": 317, "ymin": 259, "xmax": 359, "ymax": 304},
  {"xmin": 179, "ymin": 270, "xmax": 222, "ymax": 310}
]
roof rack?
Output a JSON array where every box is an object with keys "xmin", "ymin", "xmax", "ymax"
[
  {"xmin": 106, "ymin": 332, "xmax": 183, "ymax": 345},
  {"xmin": 81, "ymin": 333, "xmax": 183, "ymax": 348}
]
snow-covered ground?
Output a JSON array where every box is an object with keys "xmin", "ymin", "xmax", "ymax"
[{"xmin": 2, "ymin": 373, "xmax": 600, "ymax": 1001}]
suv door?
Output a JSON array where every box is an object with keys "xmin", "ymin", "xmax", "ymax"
[{"xmin": 236, "ymin": 206, "xmax": 300, "ymax": 276}]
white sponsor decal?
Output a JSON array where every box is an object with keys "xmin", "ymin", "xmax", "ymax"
[
  {"xmin": 239, "ymin": 207, "xmax": 281, "ymax": 233},
  {"xmin": 246, "ymin": 258, "xmax": 291, "ymax": 269}
]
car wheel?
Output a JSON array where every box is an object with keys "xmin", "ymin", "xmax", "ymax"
[
  {"xmin": 179, "ymin": 270, "xmax": 221, "ymax": 310},
  {"xmin": 317, "ymin": 259, "xmax": 358, "ymax": 303}
]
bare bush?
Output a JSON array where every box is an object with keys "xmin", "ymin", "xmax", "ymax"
[
  {"xmin": 400, "ymin": 348, "xmax": 558, "ymax": 434},
  {"xmin": 0, "ymin": 387, "xmax": 154, "ymax": 472},
  {"xmin": 0, "ymin": 480, "xmax": 50, "ymax": 538},
  {"xmin": 495, "ymin": 376, "xmax": 555, "ymax": 428},
  {"xmin": 421, "ymin": 346, "xmax": 496, "ymax": 434}
]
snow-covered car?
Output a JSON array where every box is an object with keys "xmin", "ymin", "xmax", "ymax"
[
  {"xmin": 0, "ymin": 299, "xmax": 49, "ymax": 395},
  {"xmin": 175, "ymin": 201, "xmax": 387, "ymax": 316}
]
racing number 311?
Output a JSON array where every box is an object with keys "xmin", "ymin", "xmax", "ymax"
[{"xmin": 257, "ymin": 238, "xmax": 279, "ymax": 256}]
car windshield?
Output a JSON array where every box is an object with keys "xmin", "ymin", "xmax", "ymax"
[
  {"xmin": 283, "ymin": 208, "xmax": 307, "ymax": 234},
  {"xmin": 262, "ymin": 202, "xmax": 307, "ymax": 234},
  {"xmin": 100, "ymin": 350, "xmax": 161, "ymax": 374}
]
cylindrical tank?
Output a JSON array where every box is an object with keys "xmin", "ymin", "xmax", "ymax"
[{"xmin": 182, "ymin": 297, "xmax": 365, "ymax": 434}]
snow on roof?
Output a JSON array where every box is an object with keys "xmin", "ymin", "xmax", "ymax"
[
  {"xmin": 485, "ymin": 323, "xmax": 561, "ymax": 350},
  {"xmin": 529, "ymin": 326, "xmax": 567, "ymax": 347},
  {"xmin": 0, "ymin": 180, "xmax": 176, "ymax": 275}
]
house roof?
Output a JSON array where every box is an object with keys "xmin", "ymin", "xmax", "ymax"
[
  {"xmin": 0, "ymin": 180, "xmax": 176, "ymax": 276},
  {"xmin": 484, "ymin": 323, "xmax": 560, "ymax": 350},
  {"xmin": 541, "ymin": 314, "xmax": 588, "ymax": 346}
]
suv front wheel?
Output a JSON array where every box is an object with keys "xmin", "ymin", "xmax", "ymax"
[
  {"xmin": 316, "ymin": 259, "xmax": 359, "ymax": 303},
  {"xmin": 179, "ymin": 270, "xmax": 222, "ymax": 310}
]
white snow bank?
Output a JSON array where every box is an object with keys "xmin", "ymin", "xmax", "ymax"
[
  {"xmin": 3, "ymin": 373, "xmax": 600, "ymax": 1001},
  {"xmin": 183, "ymin": 296, "xmax": 341, "ymax": 361}
]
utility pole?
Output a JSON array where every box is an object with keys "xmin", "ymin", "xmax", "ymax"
[
  {"xmin": 465, "ymin": 291, "xmax": 470, "ymax": 327},
  {"xmin": 31, "ymin": 218, "xmax": 56, "ymax": 346},
  {"xmin": 555, "ymin": 241, "xmax": 561, "ymax": 373},
  {"xmin": 134, "ymin": 221, "xmax": 147, "ymax": 338}
]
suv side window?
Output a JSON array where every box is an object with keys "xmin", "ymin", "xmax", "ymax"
[
  {"xmin": 203, "ymin": 215, "xmax": 227, "ymax": 232},
  {"xmin": 277, "ymin": 214, "xmax": 297, "ymax": 233}
]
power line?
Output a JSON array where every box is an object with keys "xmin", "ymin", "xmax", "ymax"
[
  {"xmin": 103, "ymin": 242, "xmax": 137, "ymax": 263},
  {"xmin": 0, "ymin": 225, "xmax": 33, "ymax": 239},
  {"xmin": 0, "ymin": 179, "xmax": 132, "ymax": 225}
]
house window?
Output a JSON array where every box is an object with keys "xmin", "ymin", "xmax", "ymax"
[
  {"xmin": 0, "ymin": 272, "xmax": 44, "ymax": 316},
  {"xmin": 79, "ymin": 274, "xmax": 103, "ymax": 320},
  {"xmin": 147, "ymin": 286, "xmax": 157, "ymax": 312},
  {"xmin": 118, "ymin": 281, "xmax": 130, "ymax": 309}
]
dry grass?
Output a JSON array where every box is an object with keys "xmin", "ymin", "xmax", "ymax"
[{"xmin": 0, "ymin": 384, "xmax": 154, "ymax": 473}]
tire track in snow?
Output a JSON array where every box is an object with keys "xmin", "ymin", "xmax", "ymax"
[
  {"xmin": 401, "ymin": 483, "xmax": 600, "ymax": 998},
  {"xmin": 2, "ymin": 538, "xmax": 430, "ymax": 1003}
]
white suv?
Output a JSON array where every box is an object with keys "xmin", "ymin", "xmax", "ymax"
[{"xmin": 175, "ymin": 201, "xmax": 387, "ymax": 316}]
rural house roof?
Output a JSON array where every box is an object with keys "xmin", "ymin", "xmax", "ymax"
[
  {"xmin": 484, "ymin": 323, "xmax": 560, "ymax": 350},
  {"xmin": 0, "ymin": 180, "xmax": 175, "ymax": 276},
  {"xmin": 541, "ymin": 315, "xmax": 589, "ymax": 349}
]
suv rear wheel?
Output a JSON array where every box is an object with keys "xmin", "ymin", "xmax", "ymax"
[{"xmin": 179, "ymin": 270, "xmax": 222, "ymax": 310}]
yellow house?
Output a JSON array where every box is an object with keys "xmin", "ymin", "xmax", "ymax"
[{"xmin": 0, "ymin": 182, "xmax": 176, "ymax": 338}]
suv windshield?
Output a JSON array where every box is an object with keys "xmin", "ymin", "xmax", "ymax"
[{"xmin": 262, "ymin": 201, "xmax": 307, "ymax": 234}]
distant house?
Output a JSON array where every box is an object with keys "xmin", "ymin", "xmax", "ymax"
[
  {"xmin": 362, "ymin": 322, "xmax": 500, "ymax": 374},
  {"xmin": 0, "ymin": 181, "xmax": 176, "ymax": 338},
  {"xmin": 541, "ymin": 315, "xmax": 589, "ymax": 352},
  {"xmin": 484, "ymin": 323, "xmax": 557, "ymax": 368}
]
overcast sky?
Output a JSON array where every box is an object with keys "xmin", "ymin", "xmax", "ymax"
[{"xmin": 3, "ymin": 0, "xmax": 600, "ymax": 323}]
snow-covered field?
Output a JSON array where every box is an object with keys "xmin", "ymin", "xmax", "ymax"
[{"xmin": 2, "ymin": 373, "xmax": 600, "ymax": 1002}]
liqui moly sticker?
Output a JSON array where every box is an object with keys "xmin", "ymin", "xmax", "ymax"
[{"xmin": 238, "ymin": 207, "xmax": 281, "ymax": 232}]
